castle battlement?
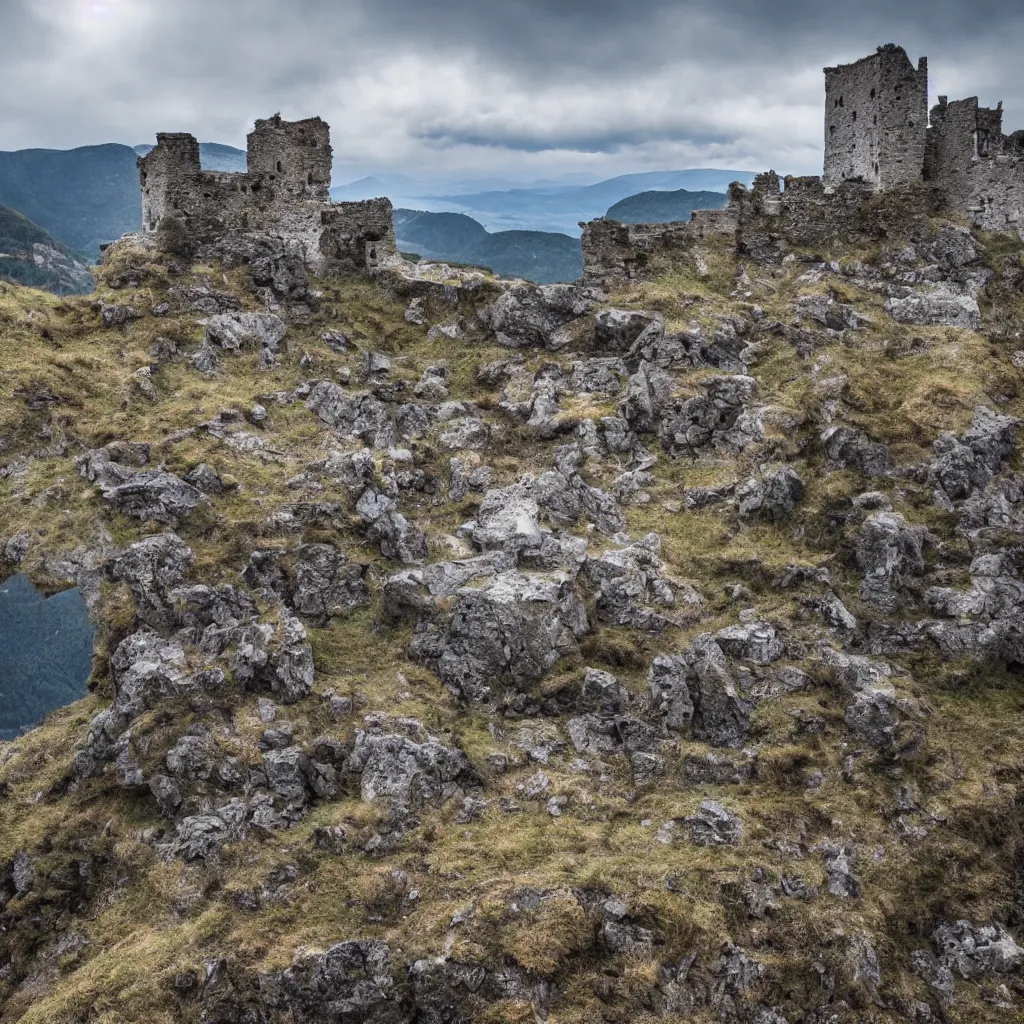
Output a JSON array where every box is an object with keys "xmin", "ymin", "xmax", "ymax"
[
  {"xmin": 582, "ymin": 44, "xmax": 1024, "ymax": 283},
  {"xmin": 138, "ymin": 114, "xmax": 395, "ymax": 275}
]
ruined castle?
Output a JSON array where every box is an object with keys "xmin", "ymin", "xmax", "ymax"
[
  {"xmin": 138, "ymin": 114, "xmax": 396, "ymax": 274},
  {"xmin": 583, "ymin": 44, "xmax": 1024, "ymax": 283}
]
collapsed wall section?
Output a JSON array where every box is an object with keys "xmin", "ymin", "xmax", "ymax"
[
  {"xmin": 927, "ymin": 97, "xmax": 1024, "ymax": 239},
  {"xmin": 320, "ymin": 199, "xmax": 398, "ymax": 275},
  {"xmin": 137, "ymin": 115, "xmax": 395, "ymax": 273},
  {"xmin": 580, "ymin": 205, "xmax": 738, "ymax": 284}
]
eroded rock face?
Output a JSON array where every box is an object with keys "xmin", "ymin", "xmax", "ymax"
[
  {"xmin": 658, "ymin": 375, "xmax": 762, "ymax": 456},
  {"xmin": 345, "ymin": 720, "xmax": 475, "ymax": 807},
  {"xmin": 290, "ymin": 543, "xmax": 370, "ymax": 623},
  {"xmin": 410, "ymin": 572, "xmax": 588, "ymax": 702},
  {"xmin": 928, "ymin": 406, "xmax": 1018, "ymax": 503},
  {"xmin": 306, "ymin": 382, "xmax": 396, "ymax": 448},
  {"xmin": 922, "ymin": 921, "xmax": 1024, "ymax": 985},
  {"xmin": 479, "ymin": 283, "xmax": 596, "ymax": 350},
  {"xmin": 885, "ymin": 286, "xmax": 982, "ymax": 329},
  {"xmin": 201, "ymin": 312, "xmax": 287, "ymax": 358},
  {"xmin": 855, "ymin": 512, "xmax": 927, "ymax": 611},
  {"xmin": 649, "ymin": 634, "xmax": 750, "ymax": 747},
  {"xmin": 736, "ymin": 467, "xmax": 805, "ymax": 522},
  {"xmin": 822, "ymin": 425, "xmax": 892, "ymax": 477},
  {"xmin": 77, "ymin": 450, "xmax": 207, "ymax": 525},
  {"xmin": 594, "ymin": 308, "xmax": 664, "ymax": 353},
  {"xmin": 685, "ymin": 800, "xmax": 744, "ymax": 847}
]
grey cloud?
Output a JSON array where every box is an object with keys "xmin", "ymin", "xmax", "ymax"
[{"xmin": 1, "ymin": 0, "xmax": 1023, "ymax": 181}]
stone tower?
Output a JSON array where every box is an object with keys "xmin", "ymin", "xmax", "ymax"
[
  {"xmin": 246, "ymin": 114, "xmax": 333, "ymax": 200},
  {"xmin": 138, "ymin": 133, "xmax": 201, "ymax": 234},
  {"xmin": 823, "ymin": 44, "xmax": 928, "ymax": 189}
]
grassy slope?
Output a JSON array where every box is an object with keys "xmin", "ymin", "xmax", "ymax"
[{"xmin": 0, "ymin": 228, "xmax": 1023, "ymax": 1021}]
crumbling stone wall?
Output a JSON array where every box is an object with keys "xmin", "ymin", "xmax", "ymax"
[
  {"xmin": 927, "ymin": 97, "xmax": 1024, "ymax": 239},
  {"xmin": 582, "ymin": 43, "xmax": 1023, "ymax": 284},
  {"xmin": 138, "ymin": 114, "xmax": 395, "ymax": 274},
  {"xmin": 580, "ymin": 207, "xmax": 738, "ymax": 283},
  {"xmin": 320, "ymin": 199, "xmax": 397, "ymax": 275},
  {"xmin": 824, "ymin": 45, "xmax": 929, "ymax": 190}
]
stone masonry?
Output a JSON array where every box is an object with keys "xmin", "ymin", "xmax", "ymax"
[
  {"xmin": 823, "ymin": 44, "xmax": 929, "ymax": 190},
  {"xmin": 582, "ymin": 44, "xmax": 1024, "ymax": 284},
  {"xmin": 138, "ymin": 114, "xmax": 396, "ymax": 275}
]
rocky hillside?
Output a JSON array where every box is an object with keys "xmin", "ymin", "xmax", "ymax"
[
  {"xmin": 2, "ymin": 214, "xmax": 1024, "ymax": 1024},
  {"xmin": 0, "ymin": 205, "xmax": 93, "ymax": 296}
]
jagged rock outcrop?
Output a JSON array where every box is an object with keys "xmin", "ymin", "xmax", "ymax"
[{"xmin": 410, "ymin": 572, "xmax": 588, "ymax": 702}]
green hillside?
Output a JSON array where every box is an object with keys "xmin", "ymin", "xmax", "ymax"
[
  {"xmin": 395, "ymin": 208, "xmax": 582, "ymax": 282},
  {"xmin": 605, "ymin": 187, "xmax": 729, "ymax": 224},
  {"xmin": 0, "ymin": 143, "xmax": 141, "ymax": 256},
  {"xmin": 0, "ymin": 205, "xmax": 93, "ymax": 294}
]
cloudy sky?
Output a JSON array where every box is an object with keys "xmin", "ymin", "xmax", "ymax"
[{"xmin": 2, "ymin": 0, "xmax": 1023, "ymax": 185}]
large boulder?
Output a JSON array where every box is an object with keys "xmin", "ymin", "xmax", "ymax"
[
  {"xmin": 108, "ymin": 532, "xmax": 193, "ymax": 629},
  {"xmin": 593, "ymin": 308, "xmax": 664, "ymax": 353},
  {"xmin": 658, "ymin": 375, "xmax": 761, "ymax": 456},
  {"xmin": 290, "ymin": 543, "xmax": 371, "ymax": 623},
  {"xmin": 649, "ymin": 634, "xmax": 749, "ymax": 747},
  {"xmin": 77, "ymin": 450, "xmax": 206, "ymax": 525},
  {"xmin": 855, "ymin": 512, "xmax": 927, "ymax": 611},
  {"xmin": 306, "ymin": 382, "xmax": 396, "ymax": 449},
  {"xmin": 736, "ymin": 466, "xmax": 805, "ymax": 523},
  {"xmin": 345, "ymin": 721, "xmax": 475, "ymax": 806},
  {"xmin": 928, "ymin": 406, "xmax": 1018, "ymax": 502},
  {"xmin": 884, "ymin": 285, "xmax": 981, "ymax": 329},
  {"xmin": 201, "ymin": 311, "xmax": 287, "ymax": 355},
  {"xmin": 479, "ymin": 283, "xmax": 595, "ymax": 350},
  {"xmin": 821, "ymin": 426, "xmax": 892, "ymax": 477},
  {"xmin": 410, "ymin": 572, "xmax": 588, "ymax": 702}
]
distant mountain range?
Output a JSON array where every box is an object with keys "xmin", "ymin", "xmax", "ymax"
[
  {"xmin": 0, "ymin": 204, "xmax": 93, "ymax": 294},
  {"xmin": 133, "ymin": 142, "xmax": 248, "ymax": 173},
  {"xmin": 394, "ymin": 209, "xmax": 583, "ymax": 283},
  {"xmin": 605, "ymin": 188, "xmax": 730, "ymax": 224},
  {"xmin": 0, "ymin": 143, "xmax": 141, "ymax": 256},
  {"xmin": 0, "ymin": 137, "xmax": 753, "ymax": 285},
  {"xmin": 334, "ymin": 168, "xmax": 755, "ymax": 236}
]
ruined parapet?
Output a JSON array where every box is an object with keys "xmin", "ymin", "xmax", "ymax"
[
  {"xmin": 580, "ymin": 191, "xmax": 740, "ymax": 285},
  {"xmin": 824, "ymin": 44, "xmax": 928, "ymax": 190},
  {"xmin": 926, "ymin": 96, "xmax": 1024, "ymax": 239},
  {"xmin": 318, "ymin": 198, "xmax": 397, "ymax": 275},
  {"xmin": 135, "ymin": 115, "xmax": 396, "ymax": 275}
]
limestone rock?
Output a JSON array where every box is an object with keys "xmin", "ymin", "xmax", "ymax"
[
  {"xmin": 594, "ymin": 308, "xmax": 664, "ymax": 353},
  {"xmin": 345, "ymin": 720, "xmax": 474, "ymax": 806},
  {"xmin": 410, "ymin": 572, "xmax": 588, "ymax": 702},
  {"xmin": 291, "ymin": 543, "xmax": 370, "ymax": 623},
  {"xmin": 479, "ymin": 283, "xmax": 595, "ymax": 350},
  {"xmin": 736, "ymin": 466, "xmax": 805, "ymax": 522},
  {"xmin": 201, "ymin": 312, "xmax": 287, "ymax": 356},
  {"xmin": 685, "ymin": 800, "xmax": 743, "ymax": 846},
  {"xmin": 659, "ymin": 374, "xmax": 762, "ymax": 456},
  {"xmin": 855, "ymin": 511, "xmax": 927, "ymax": 611},
  {"xmin": 885, "ymin": 286, "xmax": 982, "ymax": 329},
  {"xmin": 649, "ymin": 634, "xmax": 749, "ymax": 747}
]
